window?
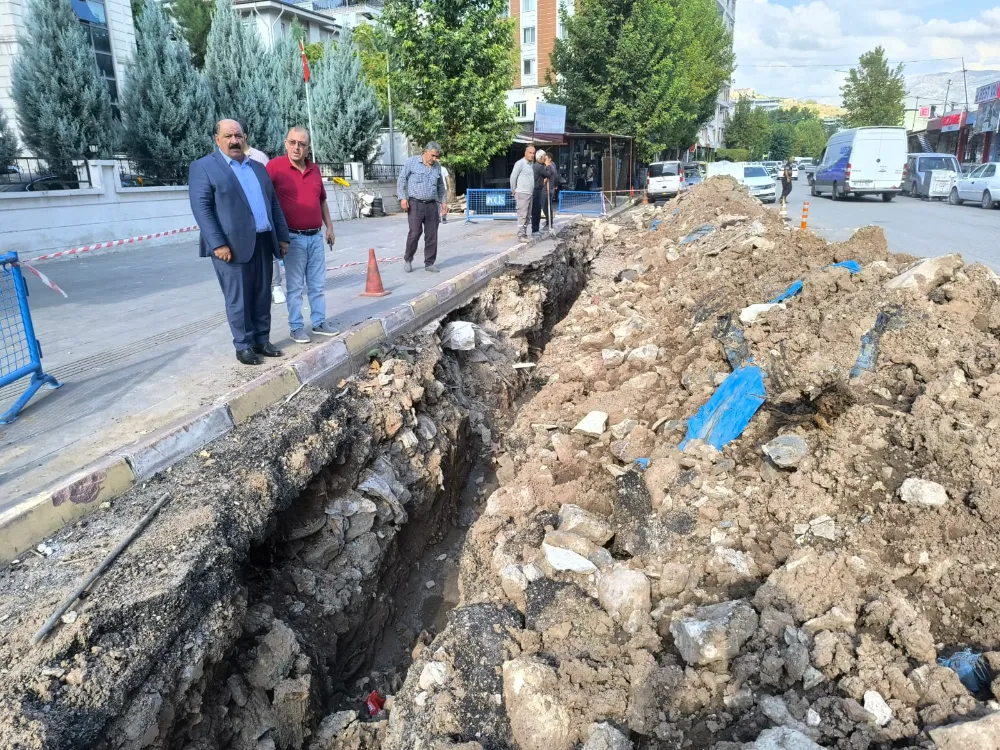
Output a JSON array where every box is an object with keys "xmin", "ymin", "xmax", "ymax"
[
  {"xmin": 280, "ymin": 21, "xmax": 288, "ymax": 37},
  {"xmin": 522, "ymin": 0, "xmax": 535, "ymax": 11},
  {"xmin": 523, "ymin": 58, "xmax": 534, "ymax": 76},
  {"xmin": 744, "ymin": 166, "xmax": 768, "ymax": 178},
  {"xmin": 72, "ymin": 0, "xmax": 120, "ymax": 116},
  {"xmin": 971, "ymin": 165, "xmax": 987, "ymax": 178},
  {"xmin": 523, "ymin": 26, "xmax": 535, "ymax": 44},
  {"xmin": 917, "ymin": 156, "xmax": 959, "ymax": 172},
  {"xmin": 514, "ymin": 101, "xmax": 527, "ymax": 118},
  {"xmin": 648, "ymin": 162, "xmax": 679, "ymax": 177},
  {"xmin": 984, "ymin": 164, "xmax": 996, "ymax": 178}
]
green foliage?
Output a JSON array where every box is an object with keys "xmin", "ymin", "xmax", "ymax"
[
  {"xmin": 841, "ymin": 46, "xmax": 906, "ymax": 128},
  {"xmin": 11, "ymin": 0, "xmax": 117, "ymax": 162},
  {"xmin": 550, "ymin": 0, "xmax": 733, "ymax": 160},
  {"xmin": 289, "ymin": 21, "xmax": 324, "ymax": 66},
  {"xmin": 769, "ymin": 123, "xmax": 793, "ymax": 161},
  {"xmin": 715, "ymin": 147, "xmax": 748, "ymax": 162},
  {"xmin": 268, "ymin": 21, "xmax": 307, "ymax": 134},
  {"xmin": 130, "ymin": 0, "xmax": 144, "ymax": 23},
  {"xmin": 310, "ymin": 30, "xmax": 382, "ymax": 163},
  {"xmin": 725, "ymin": 99, "xmax": 770, "ymax": 159},
  {"xmin": 204, "ymin": 0, "xmax": 283, "ymax": 154},
  {"xmin": 121, "ymin": 0, "xmax": 215, "ymax": 179},
  {"xmin": 351, "ymin": 22, "xmax": 391, "ymax": 114},
  {"xmin": 768, "ymin": 106, "xmax": 817, "ymax": 127},
  {"xmin": 381, "ymin": 0, "xmax": 518, "ymax": 173},
  {"xmin": 792, "ymin": 118, "xmax": 828, "ymax": 159},
  {"xmin": 171, "ymin": 0, "xmax": 213, "ymax": 68},
  {"xmin": 0, "ymin": 109, "xmax": 18, "ymax": 166}
]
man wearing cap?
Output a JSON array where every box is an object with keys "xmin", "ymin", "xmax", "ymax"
[{"xmin": 397, "ymin": 141, "xmax": 448, "ymax": 273}]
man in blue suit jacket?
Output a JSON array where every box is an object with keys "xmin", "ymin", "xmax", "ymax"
[{"xmin": 189, "ymin": 119, "xmax": 291, "ymax": 365}]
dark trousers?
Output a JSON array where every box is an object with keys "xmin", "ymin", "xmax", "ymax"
[
  {"xmin": 531, "ymin": 188, "xmax": 544, "ymax": 232},
  {"xmin": 405, "ymin": 200, "xmax": 439, "ymax": 266},
  {"xmin": 213, "ymin": 232, "xmax": 274, "ymax": 351},
  {"xmin": 541, "ymin": 191, "xmax": 553, "ymax": 227}
]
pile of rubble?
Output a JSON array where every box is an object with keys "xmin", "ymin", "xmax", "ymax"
[{"xmin": 374, "ymin": 179, "xmax": 1000, "ymax": 749}]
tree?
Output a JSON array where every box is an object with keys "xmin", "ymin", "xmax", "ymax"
[
  {"xmin": 381, "ymin": 0, "xmax": 518, "ymax": 174},
  {"xmin": 550, "ymin": 0, "xmax": 733, "ymax": 160},
  {"xmin": 311, "ymin": 30, "xmax": 383, "ymax": 163},
  {"xmin": 791, "ymin": 118, "xmax": 827, "ymax": 159},
  {"xmin": 11, "ymin": 0, "xmax": 117, "ymax": 163},
  {"xmin": 0, "ymin": 108, "xmax": 18, "ymax": 166},
  {"xmin": 841, "ymin": 46, "xmax": 905, "ymax": 128},
  {"xmin": 769, "ymin": 123, "xmax": 793, "ymax": 161},
  {"xmin": 769, "ymin": 106, "xmax": 817, "ymax": 127},
  {"xmin": 204, "ymin": 0, "xmax": 283, "ymax": 155},
  {"xmin": 726, "ymin": 99, "xmax": 770, "ymax": 159},
  {"xmin": 268, "ymin": 20, "xmax": 308, "ymax": 134},
  {"xmin": 121, "ymin": 0, "xmax": 215, "ymax": 180},
  {"xmin": 171, "ymin": 0, "xmax": 214, "ymax": 68},
  {"xmin": 351, "ymin": 22, "xmax": 391, "ymax": 114}
]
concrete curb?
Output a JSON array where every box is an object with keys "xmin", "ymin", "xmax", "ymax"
[{"xmin": 0, "ymin": 219, "xmax": 587, "ymax": 561}]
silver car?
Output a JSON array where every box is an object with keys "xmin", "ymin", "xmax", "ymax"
[{"xmin": 949, "ymin": 162, "xmax": 1000, "ymax": 208}]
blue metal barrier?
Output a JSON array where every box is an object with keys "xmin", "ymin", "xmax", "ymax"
[
  {"xmin": 465, "ymin": 188, "xmax": 517, "ymax": 222},
  {"xmin": 559, "ymin": 190, "xmax": 606, "ymax": 215},
  {"xmin": 0, "ymin": 252, "xmax": 61, "ymax": 424}
]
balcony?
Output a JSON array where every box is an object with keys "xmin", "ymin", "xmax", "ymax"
[{"xmin": 297, "ymin": 0, "xmax": 383, "ymax": 12}]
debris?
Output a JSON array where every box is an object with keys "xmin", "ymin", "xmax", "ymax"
[
  {"xmin": 679, "ymin": 365, "xmax": 766, "ymax": 451},
  {"xmin": 669, "ymin": 599, "xmax": 759, "ymax": 665},
  {"xmin": 899, "ymin": 477, "xmax": 949, "ymax": 508},
  {"xmin": 512, "ymin": 362, "xmax": 536, "ymax": 369},
  {"xmin": 713, "ymin": 313, "xmax": 750, "ymax": 369},
  {"xmin": 597, "ymin": 566, "xmax": 651, "ymax": 623},
  {"xmin": 602, "ymin": 349, "xmax": 626, "ymax": 368},
  {"xmin": 60, "ymin": 611, "xmax": 78, "ymax": 625},
  {"xmin": 542, "ymin": 543, "xmax": 598, "ymax": 573},
  {"xmin": 762, "ymin": 434, "xmax": 808, "ymax": 468},
  {"xmin": 440, "ymin": 321, "xmax": 477, "ymax": 350},
  {"xmin": 680, "ymin": 224, "xmax": 716, "ymax": 245},
  {"xmin": 863, "ymin": 689, "xmax": 892, "ymax": 726},
  {"xmin": 558, "ymin": 504, "xmax": 613, "ymax": 544},
  {"xmin": 748, "ymin": 727, "xmax": 824, "ymax": 749},
  {"xmin": 938, "ymin": 649, "xmax": 991, "ymax": 692},
  {"xmin": 885, "ymin": 253, "xmax": 963, "ymax": 293},
  {"xmin": 850, "ymin": 306, "xmax": 902, "ymax": 378},
  {"xmin": 418, "ymin": 661, "xmax": 450, "ymax": 691},
  {"xmin": 581, "ymin": 722, "xmax": 633, "ymax": 750},
  {"xmin": 928, "ymin": 711, "xmax": 1000, "ymax": 750},
  {"xmin": 739, "ymin": 302, "xmax": 785, "ymax": 325},
  {"xmin": 502, "ymin": 657, "xmax": 572, "ymax": 750},
  {"xmin": 573, "ymin": 411, "xmax": 609, "ymax": 437},
  {"xmin": 364, "ymin": 691, "xmax": 385, "ymax": 717}
]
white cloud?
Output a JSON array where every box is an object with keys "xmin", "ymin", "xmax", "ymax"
[{"xmin": 733, "ymin": 0, "xmax": 1000, "ymax": 103}]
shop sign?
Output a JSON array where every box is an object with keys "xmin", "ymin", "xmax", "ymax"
[
  {"xmin": 975, "ymin": 80, "xmax": 1000, "ymax": 104},
  {"xmin": 919, "ymin": 106, "xmax": 931, "ymax": 118},
  {"xmin": 940, "ymin": 111, "xmax": 965, "ymax": 133}
]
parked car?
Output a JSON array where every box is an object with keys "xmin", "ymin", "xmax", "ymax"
[
  {"xmin": 902, "ymin": 153, "xmax": 961, "ymax": 198},
  {"xmin": 948, "ymin": 162, "xmax": 1000, "ymax": 208},
  {"xmin": 681, "ymin": 164, "xmax": 703, "ymax": 189},
  {"xmin": 0, "ymin": 174, "xmax": 82, "ymax": 192},
  {"xmin": 706, "ymin": 162, "xmax": 776, "ymax": 203},
  {"xmin": 812, "ymin": 126, "xmax": 907, "ymax": 201},
  {"xmin": 646, "ymin": 160, "xmax": 683, "ymax": 201}
]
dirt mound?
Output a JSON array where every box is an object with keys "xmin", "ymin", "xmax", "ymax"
[{"xmin": 382, "ymin": 179, "xmax": 1000, "ymax": 749}]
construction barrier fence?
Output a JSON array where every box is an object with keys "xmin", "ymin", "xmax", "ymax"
[
  {"xmin": 559, "ymin": 190, "xmax": 607, "ymax": 216},
  {"xmin": 0, "ymin": 252, "xmax": 61, "ymax": 424},
  {"xmin": 465, "ymin": 189, "xmax": 517, "ymax": 222}
]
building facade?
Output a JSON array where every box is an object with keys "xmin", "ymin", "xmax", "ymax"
[
  {"xmin": 1, "ymin": 0, "xmax": 136, "ymax": 147},
  {"xmin": 505, "ymin": 0, "xmax": 572, "ymax": 128},
  {"xmin": 234, "ymin": 0, "xmax": 339, "ymax": 47},
  {"xmin": 697, "ymin": 0, "xmax": 736, "ymax": 153}
]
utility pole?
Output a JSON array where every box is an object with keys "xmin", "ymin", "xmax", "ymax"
[
  {"xmin": 386, "ymin": 43, "xmax": 396, "ymax": 166},
  {"xmin": 963, "ymin": 57, "xmax": 970, "ymax": 111},
  {"xmin": 944, "ymin": 78, "xmax": 952, "ymax": 112}
]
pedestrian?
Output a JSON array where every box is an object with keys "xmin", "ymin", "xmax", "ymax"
[
  {"xmin": 530, "ymin": 149, "xmax": 549, "ymax": 237},
  {"xmin": 540, "ymin": 153, "xmax": 564, "ymax": 230},
  {"xmin": 266, "ymin": 126, "xmax": 339, "ymax": 344},
  {"xmin": 510, "ymin": 144, "xmax": 536, "ymax": 240},
  {"xmin": 397, "ymin": 141, "xmax": 448, "ymax": 273},
  {"xmin": 780, "ymin": 159, "xmax": 793, "ymax": 207},
  {"xmin": 189, "ymin": 118, "xmax": 290, "ymax": 365},
  {"xmin": 238, "ymin": 121, "xmax": 286, "ymax": 306}
]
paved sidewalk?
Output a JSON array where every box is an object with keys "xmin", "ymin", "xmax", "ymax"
[{"xmin": 0, "ymin": 213, "xmax": 570, "ymax": 507}]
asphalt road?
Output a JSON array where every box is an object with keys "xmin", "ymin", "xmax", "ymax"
[{"xmin": 779, "ymin": 177, "xmax": 998, "ymax": 269}]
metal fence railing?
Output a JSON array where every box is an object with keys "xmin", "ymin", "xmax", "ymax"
[
  {"xmin": 0, "ymin": 252, "xmax": 61, "ymax": 424},
  {"xmin": 0, "ymin": 157, "xmax": 93, "ymax": 193},
  {"xmin": 364, "ymin": 163, "xmax": 403, "ymax": 181},
  {"xmin": 465, "ymin": 188, "xmax": 517, "ymax": 222},
  {"xmin": 558, "ymin": 190, "xmax": 606, "ymax": 215},
  {"xmin": 116, "ymin": 158, "xmax": 189, "ymax": 187},
  {"xmin": 316, "ymin": 162, "xmax": 348, "ymax": 180}
]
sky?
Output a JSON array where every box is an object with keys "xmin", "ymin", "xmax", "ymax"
[{"xmin": 733, "ymin": 0, "xmax": 1000, "ymax": 106}]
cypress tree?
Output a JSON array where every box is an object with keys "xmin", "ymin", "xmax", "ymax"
[
  {"xmin": 267, "ymin": 21, "xmax": 307, "ymax": 134},
  {"xmin": 204, "ymin": 0, "xmax": 283, "ymax": 155},
  {"xmin": 11, "ymin": 0, "xmax": 117, "ymax": 164},
  {"xmin": 121, "ymin": 0, "xmax": 215, "ymax": 181},
  {"xmin": 311, "ymin": 30, "xmax": 382, "ymax": 164},
  {"xmin": 0, "ymin": 109, "xmax": 18, "ymax": 167}
]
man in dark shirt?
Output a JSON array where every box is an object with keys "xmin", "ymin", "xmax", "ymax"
[
  {"xmin": 266, "ymin": 126, "xmax": 338, "ymax": 344},
  {"xmin": 530, "ymin": 149, "xmax": 549, "ymax": 237}
]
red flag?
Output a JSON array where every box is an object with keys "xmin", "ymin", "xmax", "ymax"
[{"xmin": 299, "ymin": 39, "xmax": 310, "ymax": 83}]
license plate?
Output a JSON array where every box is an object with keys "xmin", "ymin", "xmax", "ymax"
[{"xmin": 853, "ymin": 180, "xmax": 873, "ymax": 186}]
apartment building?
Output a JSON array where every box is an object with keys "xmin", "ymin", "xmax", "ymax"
[
  {"xmin": 233, "ymin": 0, "xmax": 339, "ymax": 47},
  {"xmin": 697, "ymin": 0, "xmax": 737, "ymax": 152},
  {"xmin": 0, "ymin": 0, "xmax": 136, "ymax": 145},
  {"xmin": 505, "ymin": 0, "xmax": 573, "ymax": 128}
]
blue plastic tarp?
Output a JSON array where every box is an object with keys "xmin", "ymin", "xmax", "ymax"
[
  {"xmin": 679, "ymin": 365, "xmax": 767, "ymax": 451},
  {"xmin": 680, "ymin": 225, "xmax": 716, "ymax": 245},
  {"xmin": 939, "ymin": 650, "xmax": 990, "ymax": 693},
  {"xmin": 650, "ymin": 219, "xmax": 662, "ymax": 231},
  {"xmin": 850, "ymin": 306, "xmax": 903, "ymax": 378},
  {"xmin": 769, "ymin": 260, "xmax": 862, "ymax": 304}
]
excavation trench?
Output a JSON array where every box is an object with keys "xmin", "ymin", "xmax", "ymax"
[{"xmin": 0, "ymin": 223, "xmax": 596, "ymax": 750}]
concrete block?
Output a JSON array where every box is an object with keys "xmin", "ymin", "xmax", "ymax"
[
  {"xmin": 290, "ymin": 338, "xmax": 350, "ymax": 384},
  {"xmin": 432, "ymin": 281, "xmax": 458, "ymax": 303},
  {"xmin": 408, "ymin": 291, "xmax": 439, "ymax": 317},
  {"xmin": 225, "ymin": 366, "xmax": 300, "ymax": 425},
  {"xmin": 452, "ymin": 271, "xmax": 477, "ymax": 293},
  {"xmin": 471, "ymin": 261, "xmax": 495, "ymax": 281},
  {"xmin": 0, "ymin": 455, "xmax": 135, "ymax": 561},
  {"xmin": 379, "ymin": 304, "xmax": 415, "ymax": 337},
  {"xmin": 123, "ymin": 404, "xmax": 234, "ymax": 480},
  {"xmin": 344, "ymin": 319, "xmax": 386, "ymax": 357}
]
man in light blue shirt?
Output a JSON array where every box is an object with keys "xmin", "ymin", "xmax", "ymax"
[{"xmin": 189, "ymin": 119, "xmax": 290, "ymax": 366}]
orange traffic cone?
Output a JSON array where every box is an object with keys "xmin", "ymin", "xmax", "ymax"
[{"xmin": 359, "ymin": 248, "xmax": 391, "ymax": 297}]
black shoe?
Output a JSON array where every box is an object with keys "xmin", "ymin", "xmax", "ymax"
[
  {"xmin": 236, "ymin": 348, "xmax": 264, "ymax": 365},
  {"xmin": 253, "ymin": 342, "xmax": 283, "ymax": 358}
]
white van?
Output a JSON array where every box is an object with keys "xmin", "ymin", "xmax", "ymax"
[
  {"xmin": 646, "ymin": 161, "xmax": 683, "ymax": 201},
  {"xmin": 811, "ymin": 127, "xmax": 907, "ymax": 201}
]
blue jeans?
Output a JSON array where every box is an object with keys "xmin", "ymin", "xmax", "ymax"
[{"xmin": 284, "ymin": 233, "xmax": 326, "ymax": 330}]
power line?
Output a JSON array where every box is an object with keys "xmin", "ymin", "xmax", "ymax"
[{"xmin": 738, "ymin": 57, "xmax": 963, "ymax": 69}]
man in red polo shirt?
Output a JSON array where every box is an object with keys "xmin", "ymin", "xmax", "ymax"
[{"xmin": 266, "ymin": 126, "xmax": 338, "ymax": 343}]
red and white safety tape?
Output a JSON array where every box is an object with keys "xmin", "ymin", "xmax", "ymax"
[
  {"xmin": 20, "ymin": 262, "xmax": 67, "ymax": 298},
  {"xmin": 25, "ymin": 225, "xmax": 200, "ymax": 263},
  {"xmin": 326, "ymin": 256, "xmax": 402, "ymax": 272}
]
